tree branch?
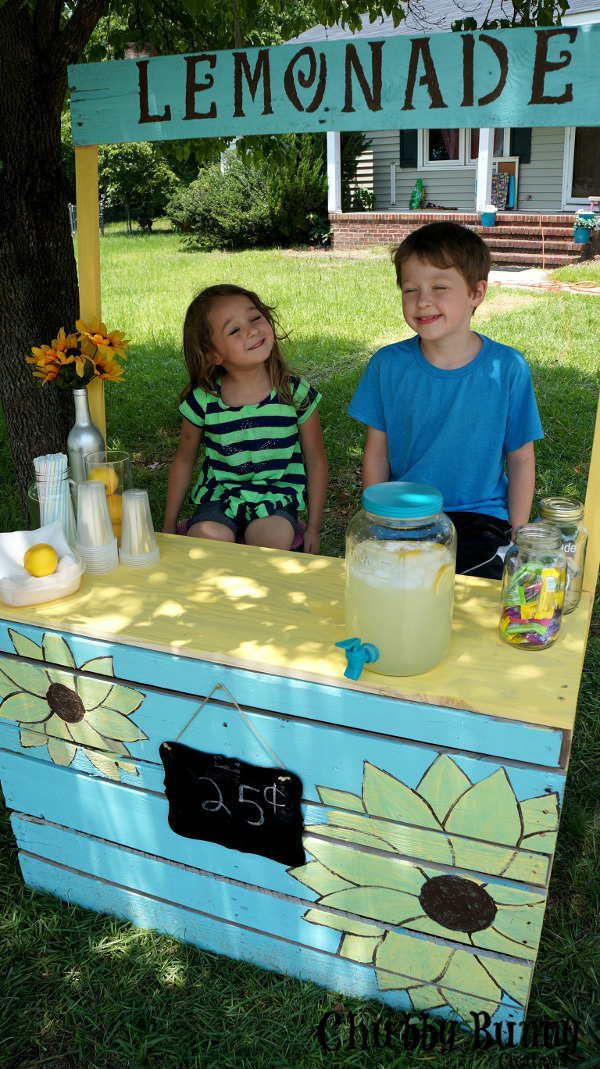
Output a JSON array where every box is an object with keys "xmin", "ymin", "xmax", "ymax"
[
  {"xmin": 32, "ymin": 0, "xmax": 64, "ymax": 52},
  {"xmin": 54, "ymin": 0, "xmax": 111, "ymax": 68}
]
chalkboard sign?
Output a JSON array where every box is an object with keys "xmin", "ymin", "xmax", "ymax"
[{"xmin": 160, "ymin": 741, "xmax": 305, "ymax": 867}]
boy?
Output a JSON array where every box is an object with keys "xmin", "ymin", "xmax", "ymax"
[{"xmin": 348, "ymin": 222, "xmax": 543, "ymax": 579}]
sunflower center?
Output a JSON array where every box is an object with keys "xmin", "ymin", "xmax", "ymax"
[
  {"xmin": 46, "ymin": 682, "xmax": 86, "ymax": 724},
  {"xmin": 419, "ymin": 874, "xmax": 497, "ymax": 934}
]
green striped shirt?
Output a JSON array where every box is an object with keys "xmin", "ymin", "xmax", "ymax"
[{"xmin": 179, "ymin": 376, "xmax": 321, "ymax": 521}]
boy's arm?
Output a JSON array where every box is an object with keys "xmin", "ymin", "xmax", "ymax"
[
  {"xmin": 299, "ymin": 408, "xmax": 328, "ymax": 554},
  {"xmin": 363, "ymin": 426, "xmax": 390, "ymax": 488},
  {"xmin": 506, "ymin": 441, "xmax": 536, "ymax": 539}
]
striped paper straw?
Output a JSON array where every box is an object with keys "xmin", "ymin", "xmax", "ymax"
[{"xmin": 33, "ymin": 453, "xmax": 77, "ymax": 547}]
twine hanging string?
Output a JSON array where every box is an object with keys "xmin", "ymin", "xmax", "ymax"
[{"xmin": 173, "ymin": 683, "xmax": 285, "ymax": 770}]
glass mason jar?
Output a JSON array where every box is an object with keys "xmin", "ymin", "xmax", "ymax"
[
  {"xmin": 345, "ymin": 482, "xmax": 456, "ymax": 676},
  {"xmin": 537, "ymin": 497, "xmax": 587, "ymax": 614},
  {"xmin": 499, "ymin": 523, "xmax": 566, "ymax": 650}
]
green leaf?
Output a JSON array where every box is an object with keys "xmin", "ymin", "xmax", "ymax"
[
  {"xmin": 363, "ymin": 762, "xmax": 442, "ymax": 830},
  {"xmin": 8, "ymin": 629, "xmax": 43, "ymax": 660},
  {"xmin": 0, "ymin": 692, "xmax": 49, "ymax": 724},
  {"xmin": 445, "ymin": 768, "xmax": 522, "ymax": 846},
  {"xmin": 42, "ymin": 634, "xmax": 76, "ymax": 669},
  {"xmin": 319, "ymin": 886, "xmax": 422, "ymax": 925},
  {"xmin": 304, "ymin": 908, "xmax": 383, "ymax": 938},
  {"xmin": 316, "ymin": 786, "xmax": 364, "ymax": 812},
  {"xmin": 79, "ymin": 656, "xmax": 114, "ymax": 677}
]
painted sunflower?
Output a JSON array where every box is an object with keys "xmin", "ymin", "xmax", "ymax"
[
  {"xmin": 0, "ymin": 628, "xmax": 147, "ymax": 782},
  {"xmin": 290, "ymin": 755, "xmax": 560, "ymax": 1021}
]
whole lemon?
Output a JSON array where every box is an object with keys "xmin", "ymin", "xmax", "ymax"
[
  {"xmin": 88, "ymin": 465, "xmax": 118, "ymax": 496},
  {"xmin": 24, "ymin": 543, "xmax": 59, "ymax": 578}
]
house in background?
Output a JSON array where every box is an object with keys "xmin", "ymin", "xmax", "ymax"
[{"xmin": 292, "ymin": 0, "xmax": 600, "ymax": 263}]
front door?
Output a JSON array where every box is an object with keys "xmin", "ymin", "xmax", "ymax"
[{"xmin": 563, "ymin": 127, "xmax": 600, "ymax": 209}]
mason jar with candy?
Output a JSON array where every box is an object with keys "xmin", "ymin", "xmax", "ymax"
[{"xmin": 499, "ymin": 523, "xmax": 566, "ymax": 649}]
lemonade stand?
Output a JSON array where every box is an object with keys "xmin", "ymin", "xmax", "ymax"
[{"xmin": 1, "ymin": 26, "xmax": 599, "ymax": 1040}]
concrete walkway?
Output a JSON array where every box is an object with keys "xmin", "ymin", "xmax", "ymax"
[{"xmin": 489, "ymin": 265, "xmax": 600, "ymax": 293}]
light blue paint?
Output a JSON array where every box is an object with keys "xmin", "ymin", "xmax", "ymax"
[
  {"xmin": 0, "ymin": 691, "xmax": 565, "ymax": 807},
  {"xmin": 17, "ymin": 850, "xmax": 530, "ymax": 1035},
  {"xmin": 3, "ymin": 747, "xmax": 552, "ymax": 909},
  {"xmin": 12, "ymin": 814, "xmax": 342, "ymax": 957},
  {"xmin": 67, "ymin": 26, "xmax": 600, "ymax": 146},
  {"xmin": 0, "ymin": 621, "xmax": 566, "ymax": 767}
]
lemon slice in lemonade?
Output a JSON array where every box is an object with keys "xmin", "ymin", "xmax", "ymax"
[{"xmin": 433, "ymin": 562, "xmax": 454, "ymax": 595}]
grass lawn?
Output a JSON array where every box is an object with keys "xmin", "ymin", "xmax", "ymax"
[{"xmin": 1, "ymin": 231, "xmax": 599, "ymax": 1068}]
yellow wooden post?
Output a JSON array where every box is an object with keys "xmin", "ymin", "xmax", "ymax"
[
  {"xmin": 74, "ymin": 144, "xmax": 106, "ymax": 443},
  {"xmin": 583, "ymin": 391, "xmax": 600, "ymax": 596}
]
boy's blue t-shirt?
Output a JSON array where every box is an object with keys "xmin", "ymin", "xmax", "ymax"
[{"xmin": 347, "ymin": 334, "xmax": 544, "ymax": 521}]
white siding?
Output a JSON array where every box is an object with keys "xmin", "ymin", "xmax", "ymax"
[
  {"xmin": 516, "ymin": 128, "xmax": 565, "ymax": 211},
  {"xmin": 366, "ymin": 127, "xmax": 567, "ymax": 213}
]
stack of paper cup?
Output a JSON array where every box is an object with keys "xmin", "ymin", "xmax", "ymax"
[
  {"xmin": 75, "ymin": 480, "xmax": 119, "ymax": 574},
  {"xmin": 119, "ymin": 490, "xmax": 160, "ymax": 568}
]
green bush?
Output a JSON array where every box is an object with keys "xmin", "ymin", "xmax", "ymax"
[
  {"xmin": 166, "ymin": 157, "xmax": 276, "ymax": 250},
  {"xmin": 267, "ymin": 134, "xmax": 328, "ymax": 243},
  {"xmin": 99, "ymin": 143, "xmax": 179, "ymax": 231},
  {"xmin": 350, "ymin": 186, "xmax": 376, "ymax": 211}
]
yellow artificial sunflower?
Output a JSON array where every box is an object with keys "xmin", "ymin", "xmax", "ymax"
[
  {"xmin": 289, "ymin": 756, "xmax": 560, "ymax": 1022},
  {"xmin": 27, "ymin": 328, "xmax": 92, "ymax": 384},
  {"xmin": 93, "ymin": 350, "xmax": 126, "ymax": 383},
  {"xmin": 0, "ymin": 628, "xmax": 147, "ymax": 782},
  {"xmin": 27, "ymin": 322, "xmax": 128, "ymax": 389},
  {"xmin": 77, "ymin": 317, "xmax": 129, "ymax": 361}
]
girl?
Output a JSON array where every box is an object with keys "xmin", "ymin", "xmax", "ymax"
[{"xmin": 163, "ymin": 284, "xmax": 328, "ymax": 553}]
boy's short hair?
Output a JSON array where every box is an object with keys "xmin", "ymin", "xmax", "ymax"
[{"xmin": 392, "ymin": 221, "xmax": 491, "ymax": 293}]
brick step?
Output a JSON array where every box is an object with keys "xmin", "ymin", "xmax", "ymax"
[
  {"xmin": 488, "ymin": 250, "xmax": 585, "ymax": 267},
  {"xmin": 478, "ymin": 226, "xmax": 577, "ymax": 238},
  {"xmin": 482, "ymin": 238, "xmax": 583, "ymax": 252},
  {"xmin": 489, "ymin": 231, "xmax": 577, "ymax": 241}
]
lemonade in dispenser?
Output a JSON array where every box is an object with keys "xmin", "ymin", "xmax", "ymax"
[{"xmin": 341, "ymin": 483, "xmax": 456, "ymax": 677}]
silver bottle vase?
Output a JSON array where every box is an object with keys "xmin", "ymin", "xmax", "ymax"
[{"xmin": 67, "ymin": 387, "xmax": 105, "ymax": 484}]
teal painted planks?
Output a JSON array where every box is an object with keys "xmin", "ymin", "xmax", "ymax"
[
  {"xmin": 0, "ymin": 678, "xmax": 566, "ymax": 802},
  {"xmin": 17, "ymin": 850, "xmax": 529, "ymax": 1036},
  {"xmin": 0, "ymin": 621, "xmax": 566, "ymax": 767},
  {"xmin": 4, "ymin": 749, "xmax": 552, "ymax": 924},
  {"xmin": 67, "ymin": 28, "xmax": 599, "ymax": 147}
]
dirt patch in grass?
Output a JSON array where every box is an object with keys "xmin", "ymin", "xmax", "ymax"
[
  {"xmin": 477, "ymin": 291, "xmax": 538, "ymax": 318},
  {"xmin": 280, "ymin": 247, "xmax": 389, "ymax": 260}
]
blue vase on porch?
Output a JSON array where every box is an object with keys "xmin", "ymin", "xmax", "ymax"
[{"xmin": 574, "ymin": 226, "xmax": 591, "ymax": 244}]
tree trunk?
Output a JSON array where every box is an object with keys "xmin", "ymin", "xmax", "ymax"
[{"xmin": 0, "ymin": 0, "xmax": 108, "ymax": 522}]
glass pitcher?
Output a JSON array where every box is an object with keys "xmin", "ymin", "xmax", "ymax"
[{"xmin": 345, "ymin": 482, "xmax": 456, "ymax": 676}]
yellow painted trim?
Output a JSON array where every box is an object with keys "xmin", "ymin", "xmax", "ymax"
[
  {"xmin": 0, "ymin": 537, "xmax": 589, "ymax": 732},
  {"xmin": 74, "ymin": 145, "xmax": 106, "ymax": 443},
  {"xmin": 583, "ymin": 388, "xmax": 600, "ymax": 594}
]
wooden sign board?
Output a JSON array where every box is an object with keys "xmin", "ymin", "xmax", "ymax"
[{"xmin": 69, "ymin": 24, "xmax": 600, "ymax": 146}]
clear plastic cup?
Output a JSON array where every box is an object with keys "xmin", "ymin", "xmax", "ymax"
[
  {"xmin": 76, "ymin": 480, "xmax": 114, "ymax": 548},
  {"xmin": 76, "ymin": 543, "xmax": 119, "ymax": 575},
  {"xmin": 119, "ymin": 489, "xmax": 160, "ymax": 568},
  {"xmin": 84, "ymin": 450, "xmax": 132, "ymax": 545}
]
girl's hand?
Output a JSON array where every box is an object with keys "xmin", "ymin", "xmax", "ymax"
[{"xmin": 302, "ymin": 526, "xmax": 320, "ymax": 555}]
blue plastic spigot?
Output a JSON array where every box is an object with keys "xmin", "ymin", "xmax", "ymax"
[{"xmin": 335, "ymin": 637, "xmax": 379, "ymax": 680}]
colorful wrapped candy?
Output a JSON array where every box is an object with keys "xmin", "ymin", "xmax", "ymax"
[{"xmin": 499, "ymin": 525, "xmax": 566, "ymax": 650}]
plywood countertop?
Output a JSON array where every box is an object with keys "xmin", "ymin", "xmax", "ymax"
[{"xmin": 0, "ymin": 534, "xmax": 592, "ymax": 731}]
